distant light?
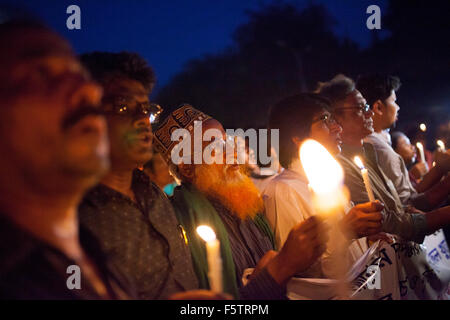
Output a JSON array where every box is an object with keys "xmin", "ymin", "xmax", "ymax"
[
  {"xmin": 419, "ymin": 123, "xmax": 427, "ymax": 132},
  {"xmin": 436, "ymin": 140, "xmax": 445, "ymax": 151}
]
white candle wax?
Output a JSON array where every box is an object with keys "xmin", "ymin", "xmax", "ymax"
[
  {"xmin": 205, "ymin": 239, "xmax": 223, "ymax": 293},
  {"xmin": 354, "ymin": 156, "xmax": 375, "ymax": 202},
  {"xmin": 361, "ymin": 168, "xmax": 375, "ymax": 202},
  {"xmin": 416, "ymin": 142, "xmax": 425, "ymax": 163},
  {"xmin": 437, "ymin": 140, "xmax": 445, "ymax": 152},
  {"xmin": 197, "ymin": 226, "xmax": 223, "ymax": 293}
]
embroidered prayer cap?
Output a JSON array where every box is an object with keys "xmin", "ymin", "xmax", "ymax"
[{"xmin": 153, "ymin": 103, "xmax": 211, "ymax": 163}]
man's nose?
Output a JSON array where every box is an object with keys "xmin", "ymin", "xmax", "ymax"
[
  {"xmin": 134, "ymin": 114, "xmax": 151, "ymax": 129},
  {"xmin": 329, "ymin": 119, "xmax": 343, "ymax": 134}
]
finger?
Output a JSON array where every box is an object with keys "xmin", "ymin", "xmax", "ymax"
[
  {"xmin": 294, "ymin": 216, "xmax": 319, "ymax": 233},
  {"xmin": 363, "ymin": 221, "xmax": 383, "ymax": 229},
  {"xmin": 354, "ymin": 200, "xmax": 384, "ymax": 213},
  {"xmin": 360, "ymin": 212, "xmax": 383, "ymax": 222}
]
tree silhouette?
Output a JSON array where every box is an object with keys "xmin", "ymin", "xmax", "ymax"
[
  {"xmin": 156, "ymin": 3, "xmax": 360, "ymax": 129},
  {"xmin": 156, "ymin": 0, "xmax": 450, "ymax": 136}
]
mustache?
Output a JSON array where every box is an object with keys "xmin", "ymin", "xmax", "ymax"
[
  {"xmin": 62, "ymin": 105, "xmax": 104, "ymax": 130},
  {"xmin": 136, "ymin": 127, "xmax": 151, "ymax": 134}
]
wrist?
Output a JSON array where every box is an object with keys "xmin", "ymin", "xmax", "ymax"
[{"xmin": 265, "ymin": 253, "xmax": 293, "ymax": 286}]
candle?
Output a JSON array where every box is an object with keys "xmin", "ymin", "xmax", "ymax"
[
  {"xmin": 416, "ymin": 142, "xmax": 425, "ymax": 163},
  {"xmin": 419, "ymin": 123, "xmax": 427, "ymax": 132},
  {"xmin": 299, "ymin": 139, "xmax": 350, "ymax": 298},
  {"xmin": 196, "ymin": 225, "xmax": 223, "ymax": 292},
  {"xmin": 353, "ymin": 156, "xmax": 375, "ymax": 202},
  {"xmin": 437, "ymin": 140, "xmax": 446, "ymax": 152}
]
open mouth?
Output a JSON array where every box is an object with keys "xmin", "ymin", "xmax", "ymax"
[{"xmin": 137, "ymin": 134, "xmax": 152, "ymax": 144}]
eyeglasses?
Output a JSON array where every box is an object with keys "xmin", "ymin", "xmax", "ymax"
[
  {"xmin": 312, "ymin": 113, "xmax": 337, "ymax": 126},
  {"xmin": 334, "ymin": 103, "xmax": 371, "ymax": 115},
  {"xmin": 103, "ymin": 96, "xmax": 163, "ymax": 123}
]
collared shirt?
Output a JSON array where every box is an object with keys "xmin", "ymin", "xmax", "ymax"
[
  {"xmin": 0, "ymin": 214, "xmax": 131, "ymax": 299},
  {"xmin": 262, "ymin": 161, "xmax": 314, "ymax": 249},
  {"xmin": 337, "ymin": 143, "xmax": 428, "ymax": 243},
  {"xmin": 365, "ymin": 131, "xmax": 430, "ymax": 210},
  {"xmin": 78, "ymin": 169, "xmax": 198, "ymax": 300}
]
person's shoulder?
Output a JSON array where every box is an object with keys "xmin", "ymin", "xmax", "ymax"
[
  {"xmin": 263, "ymin": 173, "xmax": 292, "ymax": 195},
  {"xmin": 0, "ymin": 215, "xmax": 37, "ymax": 277}
]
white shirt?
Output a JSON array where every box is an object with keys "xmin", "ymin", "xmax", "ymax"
[
  {"xmin": 262, "ymin": 161, "xmax": 314, "ymax": 249},
  {"xmin": 364, "ymin": 131, "xmax": 419, "ymax": 206}
]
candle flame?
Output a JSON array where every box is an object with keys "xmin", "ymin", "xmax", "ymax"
[
  {"xmin": 299, "ymin": 139, "xmax": 344, "ymax": 195},
  {"xmin": 197, "ymin": 225, "xmax": 216, "ymax": 242},
  {"xmin": 416, "ymin": 142, "xmax": 424, "ymax": 150},
  {"xmin": 353, "ymin": 156, "xmax": 365, "ymax": 170},
  {"xmin": 437, "ymin": 140, "xmax": 445, "ymax": 150},
  {"xmin": 419, "ymin": 123, "xmax": 427, "ymax": 132}
]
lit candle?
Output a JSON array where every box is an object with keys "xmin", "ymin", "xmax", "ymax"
[
  {"xmin": 416, "ymin": 142, "xmax": 425, "ymax": 163},
  {"xmin": 419, "ymin": 123, "xmax": 427, "ymax": 132},
  {"xmin": 353, "ymin": 156, "xmax": 375, "ymax": 202},
  {"xmin": 196, "ymin": 225, "xmax": 223, "ymax": 292},
  {"xmin": 437, "ymin": 140, "xmax": 446, "ymax": 152},
  {"xmin": 299, "ymin": 139, "xmax": 350, "ymax": 298}
]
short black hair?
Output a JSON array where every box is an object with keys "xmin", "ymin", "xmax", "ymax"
[
  {"xmin": 356, "ymin": 73, "xmax": 401, "ymax": 106},
  {"xmin": 316, "ymin": 74, "xmax": 356, "ymax": 107},
  {"xmin": 391, "ymin": 131, "xmax": 406, "ymax": 151},
  {"xmin": 79, "ymin": 51, "xmax": 156, "ymax": 92},
  {"xmin": 268, "ymin": 93, "xmax": 331, "ymax": 168}
]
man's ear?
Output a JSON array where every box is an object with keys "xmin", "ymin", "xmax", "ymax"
[
  {"xmin": 178, "ymin": 163, "xmax": 195, "ymax": 181},
  {"xmin": 372, "ymin": 100, "xmax": 384, "ymax": 116}
]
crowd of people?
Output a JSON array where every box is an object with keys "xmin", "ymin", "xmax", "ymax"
[{"xmin": 0, "ymin": 19, "xmax": 449, "ymax": 300}]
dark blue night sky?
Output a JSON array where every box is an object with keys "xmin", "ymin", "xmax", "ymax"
[{"xmin": 0, "ymin": 0, "xmax": 387, "ymax": 96}]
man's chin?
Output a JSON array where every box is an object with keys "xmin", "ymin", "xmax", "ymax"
[
  {"xmin": 61, "ymin": 157, "xmax": 110, "ymax": 188},
  {"xmin": 130, "ymin": 151, "xmax": 152, "ymax": 168}
]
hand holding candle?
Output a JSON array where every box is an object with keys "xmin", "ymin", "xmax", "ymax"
[
  {"xmin": 353, "ymin": 156, "xmax": 375, "ymax": 202},
  {"xmin": 197, "ymin": 225, "xmax": 223, "ymax": 293}
]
